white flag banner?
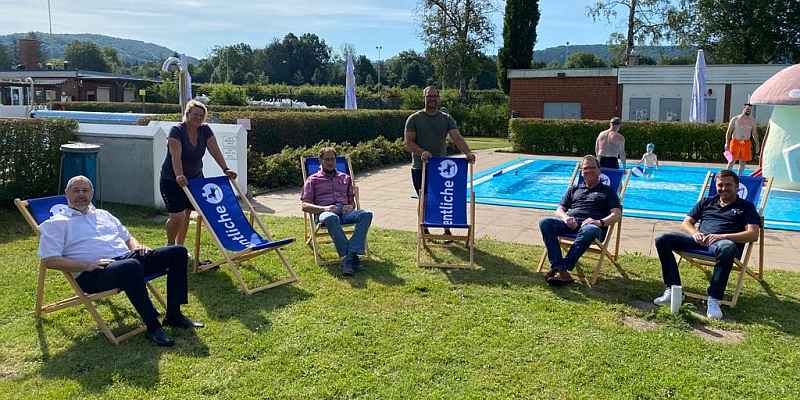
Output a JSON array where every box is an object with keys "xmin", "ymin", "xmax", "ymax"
[{"xmin": 345, "ymin": 53, "xmax": 357, "ymax": 110}]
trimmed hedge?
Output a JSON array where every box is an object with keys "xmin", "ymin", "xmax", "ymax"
[
  {"xmin": 509, "ymin": 118, "xmax": 767, "ymax": 161},
  {"xmin": 51, "ymin": 101, "xmax": 329, "ymax": 114},
  {"xmin": 0, "ymin": 118, "xmax": 78, "ymax": 203},
  {"xmin": 248, "ymin": 136, "xmax": 458, "ymax": 190},
  {"xmin": 139, "ymin": 110, "xmax": 415, "ymax": 157},
  {"xmin": 448, "ymin": 102, "xmax": 510, "ymax": 137}
]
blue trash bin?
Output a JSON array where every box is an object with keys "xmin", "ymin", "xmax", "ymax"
[{"xmin": 60, "ymin": 143, "xmax": 101, "ymax": 203}]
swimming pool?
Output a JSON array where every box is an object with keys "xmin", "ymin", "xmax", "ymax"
[{"xmin": 472, "ymin": 158, "xmax": 800, "ymax": 231}]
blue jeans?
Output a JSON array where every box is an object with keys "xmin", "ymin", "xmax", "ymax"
[
  {"xmin": 539, "ymin": 217, "xmax": 605, "ymax": 272},
  {"xmin": 319, "ymin": 209, "xmax": 373, "ymax": 258},
  {"xmin": 655, "ymin": 232, "xmax": 743, "ymax": 300}
]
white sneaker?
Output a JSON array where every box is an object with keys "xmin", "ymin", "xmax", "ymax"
[
  {"xmin": 653, "ymin": 288, "xmax": 684, "ymax": 305},
  {"xmin": 706, "ymin": 297, "xmax": 723, "ymax": 320}
]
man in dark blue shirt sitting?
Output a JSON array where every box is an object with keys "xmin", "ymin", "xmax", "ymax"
[
  {"xmin": 653, "ymin": 169, "xmax": 761, "ymax": 319},
  {"xmin": 539, "ymin": 155, "xmax": 622, "ymax": 285}
]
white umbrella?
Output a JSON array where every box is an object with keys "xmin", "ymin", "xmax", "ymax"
[
  {"xmin": 689, "ymin": 50, "xmax": 707, "ymax": 122},
  {"xmin": 345, "ymin": 53, "xmax": 357, "ymax": 109}
]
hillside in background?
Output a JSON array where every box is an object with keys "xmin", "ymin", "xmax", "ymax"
[
  {"xmin": 533, "ymin": 44, "xmax": 694, "ymax": 66},
  {"xmin": 0, "ymin": 32, "xmax": 199, "ymax": 65}
]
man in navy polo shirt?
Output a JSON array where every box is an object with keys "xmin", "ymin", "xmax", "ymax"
[
  {"xmin": 653, "ymin": 169, "xmax": 760, "ymax": 319},
  {"xmin": 539, "ymin": 155, "xmax": 622, "ymax": 285}
]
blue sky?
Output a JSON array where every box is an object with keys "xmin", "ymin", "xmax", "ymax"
[{"xmin": 3, "ymin": 0, "xmax": 622, "ymax": 60}]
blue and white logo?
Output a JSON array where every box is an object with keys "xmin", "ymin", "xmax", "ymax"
[
  {"xmin": 599, "ymin": 173, "xmax": 611, "ymax": 186},
  {"xmin": 202, "ymin": 183, "xmax": 223, "ymax": 204},
  {"xmin": 737, "ymin": 183, "xmax": 748, "ymax": 199},
  {"xmin": 438, "ymin": 159, "xmax": 458, "ymax": 179}
]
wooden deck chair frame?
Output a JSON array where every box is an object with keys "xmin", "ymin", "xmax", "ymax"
[
  {"xmin": 536, "ymin": 164, "xmax": 632, "ymax": 285},
  {"xmin": 300, "ymin": 154, "xmax": 372, "ymax": 266},
  {"xmin": 674, "ymin": 172, "xmax": 773, "ymax": 308},
  {"xmin": 183, "ymin": 177, "xmax": 298, "ymax": 295},
  {"xmin": 416, "ymin": 159, "xmax": 476, "ymax": 269},
  {"xmin": 14, "ymin": 196, "xmax": 167, "ymax": 345}
]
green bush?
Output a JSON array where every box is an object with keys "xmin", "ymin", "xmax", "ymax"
[
  {"xmin": 249, "ymin": 136, "xmax": 458, "ymax": 190},
  {"xmin": 0, "ymin": 118, "xmax": 78, "ymax": 203},
  {"xmin": 447, "ymin": 103, "xmax": 509, "ymax": 137},
  {"xmin": 509, "ymin": 118, "xmax": 767, "ymax": 161},
  {"xmin": 209, "ymin": 83, "xmax": 248, "ymax": 106},
  {"xmin": 139, "ymin": 109, "xmax": 415, "ymax": 156}
]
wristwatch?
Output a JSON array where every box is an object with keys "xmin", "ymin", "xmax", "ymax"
[{"xmin": 599, "ymin": 219, "xmax": 605, "ymax": 227}]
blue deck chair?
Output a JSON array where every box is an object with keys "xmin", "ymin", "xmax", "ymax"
[
  {"xmin": 183, "ymin": 176, "xmax": 298, "ymax": 295},
  {"xmin": 417, "ymin": 157, "xmax": 475, "ymax": 269},
  {"xmin": 536, "ymin": 164, "xmax": 632, "ymax": 285},
  {"xmin": 14, "ymin": 195, "xmax": 167, "ymax": 345},
  {"xmin": 674, "ymin": 172, "xmax": 773, "ymax": 307},
  {"xmin": 300, "ymin": 154, "xmax": 371, "ymax": 266}
]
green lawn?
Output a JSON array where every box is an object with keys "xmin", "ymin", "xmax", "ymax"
[
  {"xmin": 464, "ymin": 136, "xmax": 511, "ymax": 151},
  {"xmin": 1, "ymin": 204, "xmax": 799, "ymax": 399}
]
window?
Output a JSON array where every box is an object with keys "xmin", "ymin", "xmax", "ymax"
[
  {"xmin": 659, "ymin": 98, "xmax": 682, "ymax": 122},
  {"xmin": 629, "ymin": 98, "xmax": 651, "ymax": 121}
]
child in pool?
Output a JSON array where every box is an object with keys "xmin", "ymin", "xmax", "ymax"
[{"xmin": 637, "ymin": 143, "xmax": 659, "ymax": 178}]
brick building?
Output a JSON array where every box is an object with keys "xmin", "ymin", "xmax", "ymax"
[{"xmin": 508, "ymin": 64, "xmax": 787, "ymax": 124}]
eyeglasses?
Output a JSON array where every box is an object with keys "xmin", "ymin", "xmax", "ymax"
[
  {"xmin": 321, "ymin": 157, "xmax": 337, "ymax": 162},
  {"xmin": 582, "ymin": 166, "xmax": 599, "ymax": 170}
]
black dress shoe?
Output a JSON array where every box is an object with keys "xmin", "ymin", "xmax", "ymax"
[
  {"xmin": 163, "ymin": 315, "xmax": 204, "ymax": 329},
  {"xmin": 145, "ymin": 327, "xmax": 175, "ymax": 346}
]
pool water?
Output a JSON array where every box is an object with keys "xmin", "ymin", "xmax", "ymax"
[{"xmin": 472, "ymin": 158, "xmax": 800, "ymax": 231}]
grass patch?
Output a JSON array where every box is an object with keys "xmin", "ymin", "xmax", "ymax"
[
  {"xmin": 1, "ymin": 204, "xmax": 800, "ymax": 399},
  {"xmin": 464, "ymin": 136, "xmax": 511, "ymax": 151}
]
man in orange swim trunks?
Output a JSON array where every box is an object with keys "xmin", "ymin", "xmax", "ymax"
[{"xmin": 725, "ymin": 103, "xmax": 761, "ymax": 176}]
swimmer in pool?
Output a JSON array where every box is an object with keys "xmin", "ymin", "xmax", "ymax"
[{"xmin": 637, "ymin": 143, "xmax": 659, "ymax": 178}]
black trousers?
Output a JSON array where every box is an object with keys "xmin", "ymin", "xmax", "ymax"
[
  {"xmin": 76, "ymin": 245, "xmax": 188, "ymax": 324},
  {"xmin": 599, "ymin": 156, "xmax": 619, "ymax": 169}
]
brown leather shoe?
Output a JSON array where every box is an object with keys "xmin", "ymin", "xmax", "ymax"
[
  {"xmin": 547, "ymin": 270, "xmax": 574, "ymax": 286},
  {"xmin": 543, "ymin": 269, "xmax": 556, "ymax": 280}
]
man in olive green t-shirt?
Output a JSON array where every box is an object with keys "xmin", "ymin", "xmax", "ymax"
[{"xmin": 404, "ymin": 86, "xmax": 476, "ymax": 235}]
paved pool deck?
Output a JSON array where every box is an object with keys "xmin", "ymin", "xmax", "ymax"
[{"xmin": 252, "ymin": 149, "xmax": 800, "ymax": 272}]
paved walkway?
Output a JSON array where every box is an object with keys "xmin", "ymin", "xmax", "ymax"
[{"xmin": 252, "ymin": 149, "xmax": 800, "ymax": 272}]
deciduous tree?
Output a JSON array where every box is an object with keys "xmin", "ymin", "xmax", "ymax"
[
  {"xmin": 668, "ymin": 0, "xmax": 800, "ymax": 63},
  {"xmin": 417, "ymin": 0, "xmax": 498, "ymax": 97}
]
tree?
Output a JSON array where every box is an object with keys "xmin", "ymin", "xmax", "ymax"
[
  {"xmin": 668, "ymin": 0, "xmax": 800, "ymax": 64},
  {"xmin": 311, "ymin": 68, "xmax": 324, "ymax": 85},
  {"xmin": 639, "ymin": 55, "xmax": 657, "ymax": 65},
  {"xmin": 531, "ymin": 60, "xmax": 547, "ymax": 69},
  {"xmin": 401, "ymin": 61, "xmax": 427, "ymax": 88},
  {"xmin": 101, "ymin": 46, "xmax": 123, "ymax": 72},
  {"xmin": 475, "ymin": 53, "xmax": 499, "ymax": 89},
  {"xmin": 385, "ymin": 50, "xmax": 432, "ymax": 87},
  {"xmin": 417, "ymin": 0, "xmax": 498, "ymax": 96},
  {"xmin": 497, "ymin": 0, "xmax": 540, "ymax": 94},
  {"xmin": 657, "ymin": 54, "xmax": 694, "ymax": 65},
  {"xmin": 354, "ymin": 55, "xmax": 376, "ymax": 85},
  {"xmin": 63, "ymin": 40, "xmax": 112, "ymax": 72},
  {"xmin": 260, "ymin": 33, "xmax": 332, "ymax": 84},
  {"xmin": 587, "ymin": 0, "xmax": 675, "ymax": 59},
  {"xmin": 0, "ymin": 43, "xmax": 11, "ymax": 69},
  {"xmin": 547, "ymin": 60, "xmax": 561, "ymax": 69},
  {"xmin": 566, "ymin": 52, "xmax": 608, "ymax": 68}
]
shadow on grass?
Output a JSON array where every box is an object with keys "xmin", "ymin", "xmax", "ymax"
[
  {"xmin": 321, "ymin": 257, "xmax": 407, "ymax": 288},
  {"xmin": 544, "ymin": 258, "xmax": 800, "ymax": 337},
  {"xmin": 34, "ymin": 306, "xmax": 211, "ymax": 392},
  {"xmin": 424, "ymin": 246, "xmax": 543, "ymax": 287},
  {"xmin": 187, "ymin": 266, "xmax": 311, "ymax": 332}
]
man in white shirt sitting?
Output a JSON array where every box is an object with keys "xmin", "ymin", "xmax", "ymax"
[{"xmin": 38, "ymin": 176, "xmax": 202, "ymax": 346}]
